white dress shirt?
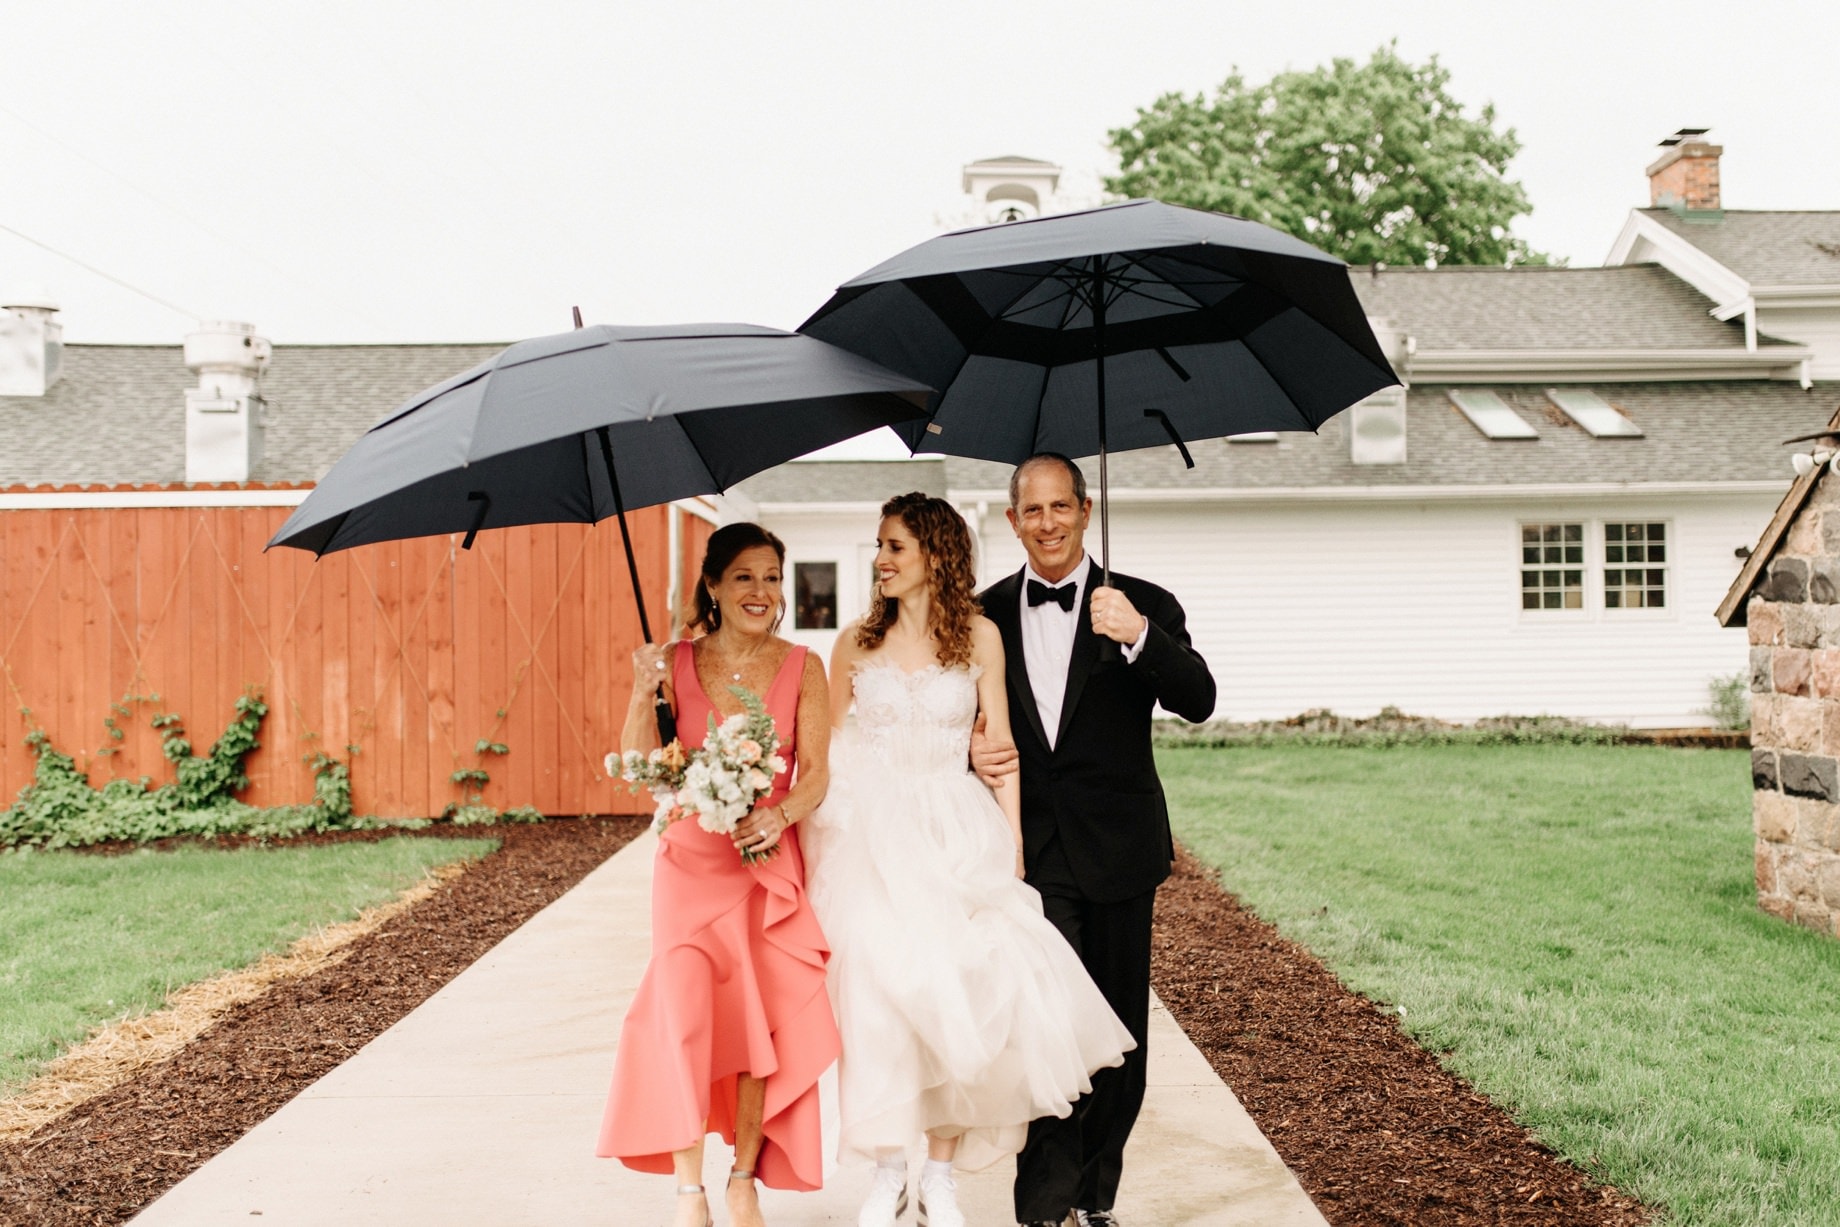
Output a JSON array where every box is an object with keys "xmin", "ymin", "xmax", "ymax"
[{"xmin": 1018, "ymin": 554, "xmax": 1146, "ymax": 748}]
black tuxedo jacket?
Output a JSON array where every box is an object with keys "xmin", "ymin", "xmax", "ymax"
[{"xmin": 980, "ymin": 567, "xmax": 1216, "ymax": 903}]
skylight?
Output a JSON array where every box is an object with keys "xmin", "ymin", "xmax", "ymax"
[
  {"xmin": 1447, "ymin": 390, "xmax": 1538, "ymax": 440},
  {"xmin": 1545, "ymin": 388, "xmax": 1644, "ymax": 437}
]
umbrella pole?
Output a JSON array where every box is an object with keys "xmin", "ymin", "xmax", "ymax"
[
  {"xmin": 1091, "ymin": 255, "xmax": 1110, "ymax": 586},
  {"xmin": 596, "ymin": 426, "xmax": 654, "ymax": 644},
  {"xmin": 597, "ymin": 424, "xmax": 678, "ymax": 746}
]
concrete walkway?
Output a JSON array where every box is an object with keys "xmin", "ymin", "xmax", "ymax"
[{"xmin": 129, "ymin": 831, "xmax": 1328, "ymax": 1226}]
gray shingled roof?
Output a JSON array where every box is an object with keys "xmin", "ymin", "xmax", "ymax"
[
  {"xmin": 1348, "ymin": 263, "xmax": 1791, "ymax": 351},
  {"xmin": 936, "ymin": 380, "xmax": 1840, "ymax": 492},
  {"xmin": 737, "ymin": 459, "xmax": 946, "ymax": 504},
  {"xmin": 3, "ymin": 329, "xmax": 1826, "ymax": 495},
  {"xmin": 1642, "ymin": 209, "xmax": 1840, "ymax": 286},
  {"xmin": 0, "ymin": 342, "xmax": 504, "ymax": 485}
]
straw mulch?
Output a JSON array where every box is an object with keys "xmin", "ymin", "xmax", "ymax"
[
  {"xmin": 0, "ymin": 859, "xmax": 472, "ymax": 1144},
  {"xmin": 0, "ymin": 816, "xmax": 643, "ymax": 1227}
]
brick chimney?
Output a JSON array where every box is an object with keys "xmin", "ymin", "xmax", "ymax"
[{"xmin": 1647, "ymin": 128, "xmax": 1722, "ymax": 212}]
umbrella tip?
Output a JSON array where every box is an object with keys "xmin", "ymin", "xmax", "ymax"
[{"xmin": 571, "ymin": 305, "xmax": 583, "ymax": 329}]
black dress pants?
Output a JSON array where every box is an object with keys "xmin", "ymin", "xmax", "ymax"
[{"xmin": 1014, "ymin": 838, "xmax": 1156, "ymax": 1222}]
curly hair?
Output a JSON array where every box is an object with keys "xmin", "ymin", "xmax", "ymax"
[
  {"xmin": 688, "ymin": 522, "xmax": 787, "ymax": 635},
  {"xmin": 856, "ymin": 492, "xmax": 979, "ymax": 667}
]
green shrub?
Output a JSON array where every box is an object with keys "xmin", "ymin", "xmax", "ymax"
[
  {"xmin": 1, "ymin": 693, "xmax": 391, "ymax": 850},
  {"xmin": 1154, "ymin": 706, "xmax": 1634, "ymax": 749},
  {"xmin": 1702, "ymin": 671, "xmax": 1751, "ymax": 731}
]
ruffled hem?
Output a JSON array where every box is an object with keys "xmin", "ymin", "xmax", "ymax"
[
  {"xmin": 598, "ymin": 826, "xmax": 840, "ymax": 1191},
  {"xmin": 807, "ymin": 740, "xmax": 1133, "ymax": 1171}
]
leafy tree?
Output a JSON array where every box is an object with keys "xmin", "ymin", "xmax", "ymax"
[{"xmin": 1106, "ymin": 45, "xmax": 1546, "ymax": 267}]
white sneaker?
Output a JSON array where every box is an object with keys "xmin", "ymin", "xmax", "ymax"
[
  {"xmin": 858, "ymin": 1163, "xmax": 908, "ymax": 1227},
  {"xmin": 917, "ymin": 1169, "xmax": 965, "ymax": 1227}
]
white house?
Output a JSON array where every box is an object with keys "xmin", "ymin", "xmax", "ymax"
[{"xmin": 742, "ymin": 139, "xmax": 1840, "ymax": 727}]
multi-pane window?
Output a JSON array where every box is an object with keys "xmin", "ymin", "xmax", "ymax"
[
  {"xmin": 1521, "ymin": 523, "xmax": 1584, "ymax": 610},
  {"xmin": 1604, "ymin": 523, "xmax": 1666, "ymax": 608},
  {"xmin": 793, "ymin": 561, "xmax": 838, "ymax": 629}
]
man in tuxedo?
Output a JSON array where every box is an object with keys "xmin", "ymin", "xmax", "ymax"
[{"xmin": 973, "ymin": 453, "xmax": 1216, "ymax": 1227}]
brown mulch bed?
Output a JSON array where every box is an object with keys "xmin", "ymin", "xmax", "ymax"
[
  {"xmin": 0, "ymin": 816, "xmax": 644, "ymax": 1227},
  {"xmin": 1, "ymin": 821, "xmax": 1654, "ymax": 1226},
  {"xmin": 1153, "ymin": 848, "xmax": 1651, "ymax": 1226}
]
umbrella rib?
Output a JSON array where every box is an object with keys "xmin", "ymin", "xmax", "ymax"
[
  {"xmin": 663, "ymin": 413, "xmax": 724, "ymax": 496},
  {"xmin": 991, "ymin": 264, "xmax": 1084, "ymax": 324},
  {"xmin": 1237, "ymin": 329, "xmax": 1318, "ymax": 432}
]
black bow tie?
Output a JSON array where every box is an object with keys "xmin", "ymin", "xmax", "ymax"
[{"xmin": 1027, "ymin": 579, "xmax": 1077, "ymax": 612}]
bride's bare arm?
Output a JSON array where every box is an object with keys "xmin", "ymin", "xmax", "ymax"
[
  {"xmin": 969, "ymin": 617, "xmax": 1025, "ymax": 876},
  {"xmin": 783, "ymin": 650, "xmax": 831, "ymax": 826},
  {"xmin": 828, "ymin": 622, "xmax": 862, "ymax": 731}
]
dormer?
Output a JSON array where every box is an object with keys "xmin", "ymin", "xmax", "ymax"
[{"xmin": 1608, "ymin": 129, "xmax": 1840, "ymax": 380}]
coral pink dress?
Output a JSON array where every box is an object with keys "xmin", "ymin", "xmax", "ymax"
[{"xmin": 597, "ymin": 641, "xmax": 839, "ymax": 1191}]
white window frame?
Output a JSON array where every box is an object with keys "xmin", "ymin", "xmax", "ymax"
[
  {"xmin": 1517, "ymin": 520, "xmax": 1589, "ymax": 616},
  {"xmin": 1601, "ymin": 519, "xmax": 1672, "ymax": 617}
]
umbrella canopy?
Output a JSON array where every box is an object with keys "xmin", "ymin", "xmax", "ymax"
[
  {"xmin": 800, "ymin": 199, "xmax": 1399, "ymax": 573},
  {"xmin": 267, "ymin": 322, "xmax": 931, "ymax": 558}
]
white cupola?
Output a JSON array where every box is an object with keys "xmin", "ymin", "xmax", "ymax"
[
  {"xmin": 962, "ymin": 156, "xmax": 1063, "ymax": 224},
  {"xmin": 183, "ymin": 320, "xmax": 272, "ymax": 483},
  {"xmin": 0, "ymin": 283, "xmax": 65, "ymax": 397}
]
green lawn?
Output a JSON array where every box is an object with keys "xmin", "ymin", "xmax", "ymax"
[
  {"xmin": 1161, "ymin": 743, "xmax": 1840, "ymax": 1227},
  {"xmin": 0, "ymin": 837, "xmax": 495, "ymax": 1095}
]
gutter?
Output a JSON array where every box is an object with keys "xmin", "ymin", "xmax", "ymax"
[
  {"xmin": 942, "ymin": 480, "xmax": 1788, "ymax": 506},
  {"xmin": 1409, "ymin": 345, "xmax": 1810, "ymax": 382}
]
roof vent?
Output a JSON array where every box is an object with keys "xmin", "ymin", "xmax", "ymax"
[
  {"xmin": 183, "ymin": 320, "xmax": 271, "ymax": 483},
  {"xmin": 0, "ymin": 283, "xmax": 64, "ymax": 397},
  {"xmin": 1350, "ymin": 388, "xmax": 1406, "ymax": 464}
]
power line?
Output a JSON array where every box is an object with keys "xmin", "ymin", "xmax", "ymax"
[
  {"xmin": 0, "ymin": 218, "xmax": 202, "ymax": 322},
  {"xmin": 0, "ymin": 100, "xmax": 399, "ymax": 334}
]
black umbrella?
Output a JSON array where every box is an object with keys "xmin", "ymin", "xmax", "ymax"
[
  {"xmin": 268, "ymin": 321, "xmax": 931, "ymax": 647},
  {"xmin": 800, "ymin": 198, "xmax": 1399, "ymax": 579}
]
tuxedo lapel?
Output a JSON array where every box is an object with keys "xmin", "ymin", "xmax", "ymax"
[
  {"xmin": 1054, "ymin": 581, "xmax": 1103, "ymax": 749},
  {"xmin": 988, "ymin": 570, "xmax": 1050, "ymax": 751}
]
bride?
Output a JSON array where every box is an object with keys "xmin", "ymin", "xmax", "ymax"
[{"xmin": 803, "ymin": 492, "xmax": 1133, "ymax": 1227}]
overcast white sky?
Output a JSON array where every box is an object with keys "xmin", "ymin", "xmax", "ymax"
[{"xmin": 3, "ymin": 0, "xmax": 1837, "ymax": 350}]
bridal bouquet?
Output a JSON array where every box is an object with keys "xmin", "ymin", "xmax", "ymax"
[{"xmin": 610, "ymin": 685, "xmax": 786, "ymax": 864}]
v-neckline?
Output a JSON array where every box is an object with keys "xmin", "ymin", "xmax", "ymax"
[{"xmin": 685, "ymin": 639, "xmax": 796, "ymax": 719}]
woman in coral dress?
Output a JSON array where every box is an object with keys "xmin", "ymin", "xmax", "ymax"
[
  {"xmin": 598, "ymin": 522, "xmax": 838, "ymax": 1227},
  {"xmin": 802, "ymin": 494, "xmax": 1133, "ymax": 1227}
]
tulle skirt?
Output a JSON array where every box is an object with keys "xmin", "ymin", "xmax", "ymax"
[{"xmin": 803, "ymin": 737, "xmax": 1133, "ymax": 1171}]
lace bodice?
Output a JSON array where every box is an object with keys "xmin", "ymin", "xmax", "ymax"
[{"xmin": 849, "ymin": 661, "xmax": 982, "ymax": 775}]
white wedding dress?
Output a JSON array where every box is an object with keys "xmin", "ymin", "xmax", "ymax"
[{"xmin": 803, "ymin": 660, "xmax": 1134, "ymax": 1171}]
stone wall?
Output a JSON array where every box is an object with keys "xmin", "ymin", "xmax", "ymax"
[{"xmin": 1747, "ymin": 474, "xmax": 1840, "ymax": 935}]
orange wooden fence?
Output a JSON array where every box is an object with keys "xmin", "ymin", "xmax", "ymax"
[{"xmin": 0, "ymin": 499, "xmax": 712, "ymax": 818}]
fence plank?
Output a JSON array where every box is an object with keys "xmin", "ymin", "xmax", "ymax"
[{"xmin": 0, "ymin": 502, "xmax": 666, "ymax": 817}]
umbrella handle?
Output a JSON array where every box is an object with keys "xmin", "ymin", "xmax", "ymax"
[
  {"xmin": 653, "ymin": 687, "xmax": 677, "ymax": 746},
  {"xmin": 462, "ymin": 491, "xmax": 491, "ymax": 550}
]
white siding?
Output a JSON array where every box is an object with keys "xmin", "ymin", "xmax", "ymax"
[
  {"xmin": 1757, "ymin": 304, "xmax": 1840, "ymax": 380},
  {"xmin": 764, "ymin": 509, "xmax": 883, "ymax": 664},
  {"xmin": 765, "ymin": 490, "xmax": 1776, "ymax": 727}
]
